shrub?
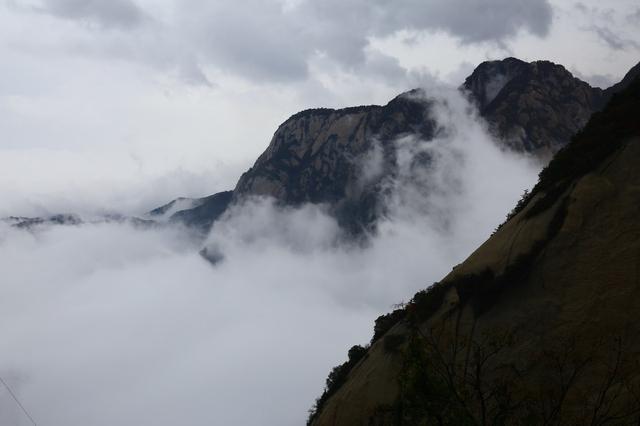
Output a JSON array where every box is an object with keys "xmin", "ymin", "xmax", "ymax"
[
  {"xmin": 307, "ymin": 345, "xmax": 368, "ymax": 424},
  {"xmin": 371, "ymin": 309, "xmax": 406, "ymax": 344},
  {"xmin": 383, "ymin": 334, "xmax": 407, "ymax": 353}
]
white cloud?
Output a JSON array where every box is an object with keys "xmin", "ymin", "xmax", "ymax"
[
  {"xmin": 0, "ymin": 88, "xmax": 539, "ymax": 425},
  {"xmin": 16, "ymin": 0, "xmax": 553, "ymax": 83}
]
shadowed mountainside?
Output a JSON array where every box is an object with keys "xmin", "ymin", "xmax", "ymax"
[
  {"xmin": 307, "ymin": 70, "xmax": 640, "ymax": 426},
  {"xmin": 463, "ymin": 57, "xmax": 607, "ymax": 157}
]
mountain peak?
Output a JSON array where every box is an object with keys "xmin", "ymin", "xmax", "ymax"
[{"xmin": 463, "ymin": 57, "xmax": 605, "ymax": 155}]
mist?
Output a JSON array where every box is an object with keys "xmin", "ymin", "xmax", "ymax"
[{"xmin": 0, "ymin": 89, "xmax": 539, "ymax": 425}]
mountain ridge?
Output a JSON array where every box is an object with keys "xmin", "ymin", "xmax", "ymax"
[
  {"xmin": 160, "ymin": 58, "xmax": 639, "ymax": 235},
  {"xmin": 6, "ymin": 58, "xmax": 639, "ymax": 240}
]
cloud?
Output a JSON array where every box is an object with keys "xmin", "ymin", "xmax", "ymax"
[
  {"xmin": 11, "ymin": 0, "xmax": 553, "ymax": 83},
  {"xmin": 588, "ymin": 25, "xmax": 640, "ymax": 51},
  {"xmin": 0, "ymin": 86, "xmax": 539, "ymax": 425},
  {"xmin": 184, "ymin": 0, "xmax": 553, "ymax": 81},
  {"xmin": 33, "ymin": 0, "xmax": 146, "ymax": 29}
]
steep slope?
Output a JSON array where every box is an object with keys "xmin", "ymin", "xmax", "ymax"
[{"xmin": 308, "ymin": 73, "xmax": 640, "ymax": 425}]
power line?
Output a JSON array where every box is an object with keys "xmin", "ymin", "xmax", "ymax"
[{"xmin": 0, "ymin": 375, "xmax": 38, "ymax": 426}]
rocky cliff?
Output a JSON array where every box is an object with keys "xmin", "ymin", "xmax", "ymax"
[
  {"xmin": 462, "ymin": 57, "xmax": 607, "ymax": 157},
  {"xmin": 308, "ymin": 71, "xmax": 640, "ymax": 425}
]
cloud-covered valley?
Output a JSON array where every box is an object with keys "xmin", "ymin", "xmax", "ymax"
[{"xmin": 0, "ymin": 89, "xmax": 539, "ymax": 425}]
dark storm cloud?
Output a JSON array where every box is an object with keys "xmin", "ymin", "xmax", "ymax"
[
  {"xmin": 0, "ymin": 88, "xmax": 540, "ymax": 425},
  {"xmin": 35, "ymin": 0, "xmax": 145, "ymax": 29}
]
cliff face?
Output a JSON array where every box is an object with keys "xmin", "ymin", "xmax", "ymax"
[
  {"xmin": 462, "ymin": 57, "xmax": 605, "ymax": 157},
  {"xmin": 309, "ymin": 73, "xmax": 640, "ymax": 425},
  {"xmin": 233, "ymin": 91, "xmax": 436, "ymax": 232}
]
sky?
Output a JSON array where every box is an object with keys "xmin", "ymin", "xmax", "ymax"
[
  {"xmin": 0, "ymin": 0, "xmax": 638, "ymax": 216},
  {"xmin": 0, "ymin": 1, "xmax": 639, "ymax": 425}
]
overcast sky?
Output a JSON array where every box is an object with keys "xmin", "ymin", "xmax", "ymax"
[{"xmin": 1, "ymin": 0, "xmax": 639, "ymax": 216}]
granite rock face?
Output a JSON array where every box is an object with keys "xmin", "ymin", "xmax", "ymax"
[{"xmin": 462, "ymin": 57, "xmax": 606, "ymax": 157}]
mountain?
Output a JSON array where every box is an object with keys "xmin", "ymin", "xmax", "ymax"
[
  {"xmin": 148, "ymin": 191, "xmax": 233, "ymax": 232},
  {"xmin": 8, "ymin": 58, "xmax": 636, "ymax": 237},
  {"xmin": 307, "ymin": 71, "xmax": 640, "ymax": 425},
  {"xmin": 166, "ymin": 58, "xmax": 638, "ymax": 234},
  {"xmin": 602, "ymin": 60, "xmax": 640, "ymax": 97},
  {"xmin": 462, "ymin": 57, "xmax": 607, "ymax": 157},
  {"xmin": 233, "ymin": 91, "xmax": 436, "ymax": 233}
]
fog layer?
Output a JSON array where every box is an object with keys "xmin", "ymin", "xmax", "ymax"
[{"xmin": 0, "ymin": 89, "xmax": 539, "ymax": 425}]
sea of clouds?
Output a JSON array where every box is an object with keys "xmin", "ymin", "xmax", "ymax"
[{"xmin": 0, "ymin": 88, "xmax": 539, "ymax": 425}]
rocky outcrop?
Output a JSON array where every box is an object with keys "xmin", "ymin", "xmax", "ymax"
[
  {"xmin": 233, "ymin": 91, "xmax": 435, "ymax": 233},
  {"xmin": 308, "ymin": 72, "xmax": 640, "ymax": 425},
  {"xmin": 462, "ymin": 57, "xmax": 606, "ymax": 157}
]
